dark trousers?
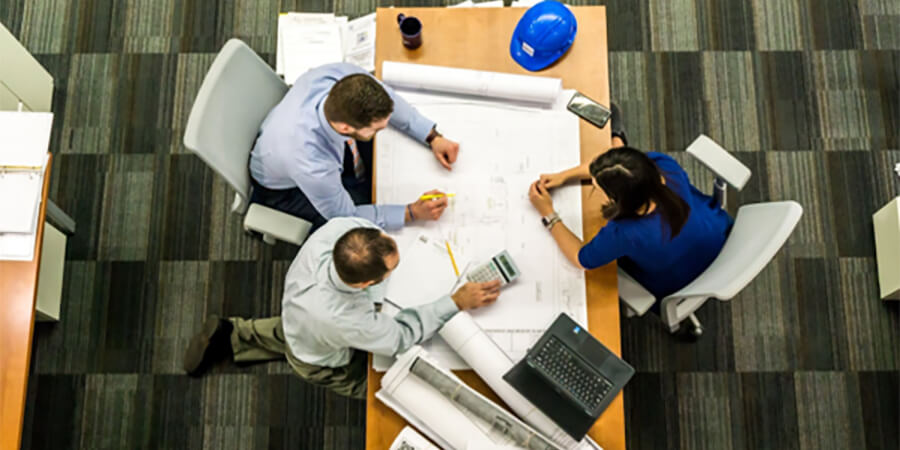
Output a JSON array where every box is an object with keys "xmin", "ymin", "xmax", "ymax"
[{"xmin": 250, "ymin": 140, "xmax": 374, "ymax": 232}]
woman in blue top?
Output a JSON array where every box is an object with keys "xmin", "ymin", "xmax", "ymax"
[{"xmin": 528, "ymin": 142, "xmax": 733, "ymax": 312}]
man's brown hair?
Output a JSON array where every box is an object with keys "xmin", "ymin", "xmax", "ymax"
[
  {"xmin": 323, "ymin": 74, "xmax": 394, "ymax": 129},
  {"xmin": 333, "ymin": 227, "xmax": 398, "ymax": 285}
]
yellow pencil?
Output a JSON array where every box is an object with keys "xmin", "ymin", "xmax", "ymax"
[
  {"xmin": 0, "ymin": 165, "xmax": 42, "ymax": 171},
  {"xmin": 419, "ymin": 193, "xmax": 456, "ymax": 201},
  {"xmin": 445, "ymin": 241, "xmax": 460, "ymax": 277}
]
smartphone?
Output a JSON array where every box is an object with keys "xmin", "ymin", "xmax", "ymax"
[{"xmin": 566, "ymin": 92, "xmax": 612, "ymax": 129}]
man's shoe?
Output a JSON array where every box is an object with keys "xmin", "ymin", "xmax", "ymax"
[
  {"xmin": 183, "ymin": 316, "xmax": 234, "ymax": 376},
  {"xmin": 610, "ymin": 102, "xmax": 628, "ymax": 147}
]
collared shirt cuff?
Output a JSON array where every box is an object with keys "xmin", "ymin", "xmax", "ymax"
[
  {"xmin": 435, "ymin": 295, "xmax": 460, "ymax": 321},
  {"xmin": 383, "ymin": 204, "xmax": 407, "ymax": 230},
  {"xmin": 411, "ymin": 118, "xmax": 437, "ymax": 145}
]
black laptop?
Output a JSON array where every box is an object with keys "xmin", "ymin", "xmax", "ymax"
[{"xmin": 502, "ymin": 313, "xmax": 635, "ymax": 440}]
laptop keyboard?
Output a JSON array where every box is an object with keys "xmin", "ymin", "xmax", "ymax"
[{"xmin": 527, "ymin": 336, "xmax": 614, "ymax": 412}]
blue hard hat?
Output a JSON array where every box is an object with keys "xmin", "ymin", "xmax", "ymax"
[{"xmin": 510, "ymin": 1, "xmax": 577, "ymax": 71}]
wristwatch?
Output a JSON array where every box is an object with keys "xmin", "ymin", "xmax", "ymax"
[
  {"xmin": 426, "ymin": 126, "xmax": 442, "ymax": 145},
  {"xmin": 541, "ymin": 212, "xmax": 561, "ymax": 230}
]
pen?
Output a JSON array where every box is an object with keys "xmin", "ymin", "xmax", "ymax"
[
  {"xmin": 445, "ymin": 241, "xmax": 460, "ymax": 277},
  {"xmin": 419, "ymin": 193, "xmax": 456, "ymax": 201}
]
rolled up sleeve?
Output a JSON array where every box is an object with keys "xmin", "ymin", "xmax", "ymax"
[
  {"xmin": 289, "ymin": 149, "xmax": 407, "ymax": 230},
  {"xmin": 342, "ymin": 296, "xmax": 459, "ymax": 358}
]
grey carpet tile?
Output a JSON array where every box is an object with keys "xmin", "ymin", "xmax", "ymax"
[
  {"xmin": 674, "ymin": 373, "xmax": 743, "ymax": 450},
  {"xmin": 18, "ymin": 0, "xmax": 73, "ymax": 54},
  {"xmin": 765, "ymin": 152, "xmax": 836, "ymax": 257},
  {"xmin": 47, "ymin": 154, "xmax": 108, "ymax": 260},
  {"xmin": 793, "ymin": 258, "xmax": 852, "ymax": 371},
  {"xmin": 755, "ymin": 51, "xmax": 821, "ymax": 151},
  {"xmin": 793, "ymin": 371, "xmax": 866, "ymax": 450},
  {"xmin": 729, "ymin": 255, "xmax": 801, "ymax": 372},
  {"xmin": 648, "ymin": 0, "xmax": 701, "ymax": 51},
  {"xmin": 0, "ymin": 0, "xmax": 27, "ymax": 37},
  {"xmin": 838, "ymin": 258, "xmax": 900, "ymax": 371},
  {"xmin": 857, "ymin": 371, "xmax": 900, "ymax": 449},
  {"xmin": 695, "ymin": 0, "xmax": 757, "ymax": 51},
  {"xmin": 645, "ymin": 52, "xmax": 710, "ymax": 152},
  {"xmin": 21, "ymin": 375, "xmax": 87, "ymax": 450},
  {"xmin": 160, "ymin": 154, "xmax": 214, "ymax": 260},
  {"xmin": 749, "ymin": 0, "xmax": 810, "ymax": 51},
  {"xmin": 737, "ymin": 372, "xmax": 801, "ymax": 450},
  {"xmin": 7, "ymin": 0, "xmax": 900, "ymax": 449},
  {"xmin": 807, "ymin": 0, "xmax": 863, "ymax": 50},
  {"xmin": 862, "ymin": 14, "xmax": 900, "ymax": 50},
  {"xmin": 96, "ymin": 154, "xmax": 156, "ymax": 260}
]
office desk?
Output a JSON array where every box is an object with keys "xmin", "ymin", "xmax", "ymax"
[
  {"xmin": 0, "ymin": 156, "xmax": 52, "ymax": 450},
  {"xmin": 367, "ymin": 6, "xmax": 623, "ymax": 450}
]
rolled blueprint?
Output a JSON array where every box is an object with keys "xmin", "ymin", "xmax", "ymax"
[
  {"xmin": 380, "ymin": 346, "xmax": 508, "ymax": 450},
  {"xmin": 439, "ymin": 312, "xmax": 602, "ymax": 450},
  {"xmin": 409, "ymin": 357, "xmax": 561, "ymax": 450},
  {"xmin": 382, "ymin": 61, "xmax": 563, "ymax": 106}
]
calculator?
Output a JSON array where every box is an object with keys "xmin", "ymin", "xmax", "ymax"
[{"xmin": 466, "ymin": 250, "xmax": 521, "ymax": 286}]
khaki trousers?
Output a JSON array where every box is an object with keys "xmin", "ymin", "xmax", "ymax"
[{"xmin": 229, "ymin": 317, "xmax": 368, "ymax": 399}]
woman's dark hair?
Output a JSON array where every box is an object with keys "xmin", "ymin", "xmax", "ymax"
[
  {"xmin": 588, "ymin": 147, "xmax": 690, "ymax": 239},
  {"xmin": 333, "ymin": 228, "xmax": 398, "ymax": 284}
]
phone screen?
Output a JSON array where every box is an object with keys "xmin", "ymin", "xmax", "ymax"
[{"xmin": 567, "ymin": 92, "xmax": 611, "ymax": 128}]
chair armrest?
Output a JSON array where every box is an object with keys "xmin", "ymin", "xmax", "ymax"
[
  {"xmin": 243, "ymin": 203, "xmax": 312, "ymax": 246},
  {"xmin": 686, "ymin": 134, "xmax": 751, "ymax": 190},
  {"xmin": 617, "ymin": 268, "xmax": 656, "ymax": 316}
]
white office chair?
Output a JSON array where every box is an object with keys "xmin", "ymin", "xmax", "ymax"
[
  {"xmin": 183, "ymin": 38, "xmax": 312, "ymax": 245},
  {"xmin": 617, "ymin": 135, "xmax": 803, "ymax": 336}
]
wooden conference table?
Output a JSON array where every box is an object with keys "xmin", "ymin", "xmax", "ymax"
[
  {"xmin": 0, "ymin": 156, "xmax": 52, "ymax": 450},
  {"xmin": 366, "ymin": 6, "xmax": 622, "ymax": 450}
]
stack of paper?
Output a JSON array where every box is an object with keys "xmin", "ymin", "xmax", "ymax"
[
  {"xmin": 0, "ymin": 111, "xmax": 53, "ymax": 261},
  {"xmin": 276, "ymin": 12, "xmax": 376, "ymax": 84}
]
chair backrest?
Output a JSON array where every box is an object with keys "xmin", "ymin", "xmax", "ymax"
[
  {"xmin": 664, "ymin": 201, "xmax": 803, "ymax": 302},
  {"xmin": 183, "ymin": 39, "xmax": 288, "ymax": 212}
]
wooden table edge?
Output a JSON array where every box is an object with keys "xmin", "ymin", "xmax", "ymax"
[{"xmin": 0, "ymin": 154, "xmax": 52, "ymax": 450}]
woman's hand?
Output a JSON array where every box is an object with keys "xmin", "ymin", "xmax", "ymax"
[
  {"xmin": 538, "ymin": 172, "xmax": 568, "ymax": 190},
  {"xmin": 528, "ymin": 181, "xmax": 555, "ymax": 217}
]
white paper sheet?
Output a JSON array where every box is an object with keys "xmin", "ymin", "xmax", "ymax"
[
  {"xmin": 0, "ymin": 111, "xmax": 52, "ymax": 167},
  {"xmin": 278, "ymin": 13, "xmax": 346, "ymax": 84},
  {"xmin": 342, "ymin": 13, "xmax": 376, "ymax": 72},
  {"xmin": 473, "ymin": 0, "xmax": 505, "ymax": 6},
  {"xmin": 0, "ymin": 202, "xmax": 41, "ymax": 261},
  {"xmin": 382, "ymin": 62, "xmax": 563, "ymax": 106},
  {"xmin": 376, "ymin": 70, "xmax": 587, "ymax": 368},
  {"xmin": 0, "ymin": 164, "xmax": 44, "ymax": 233},
  {"xmin": 0, "ymin": 111, "xmax": 51, "ymax": 235}
]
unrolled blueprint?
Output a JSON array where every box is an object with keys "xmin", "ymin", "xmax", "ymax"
[{"xmin": 376, "ymin": 63, "xmax": 588, "ymax": 369}]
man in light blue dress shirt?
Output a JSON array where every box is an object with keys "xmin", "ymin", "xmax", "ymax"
[
  {"xmin": 182, "ymin": 217, "xmax": 501, "ymax": 398},
  {"xmin": 249, "ymin": 63, "xmax": 461, "ymax": 231}
]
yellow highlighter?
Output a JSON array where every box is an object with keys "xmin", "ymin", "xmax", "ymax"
[
  {"xmin": 419, "ymin": 193, "xmax": 456, "ymax": 201},
  {"xmin": 445, "ymin": 241, "xmax": 460, "ymax": 277}
]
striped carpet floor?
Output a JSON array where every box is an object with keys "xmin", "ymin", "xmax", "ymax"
[{"xmin": 2, "ymin": 0, "xmax": 898, "ymax": 448}]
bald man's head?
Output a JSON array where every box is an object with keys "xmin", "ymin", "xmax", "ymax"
[{"xmin": 333, "ymin": 228, "xmax": 399, "ymax": 285}]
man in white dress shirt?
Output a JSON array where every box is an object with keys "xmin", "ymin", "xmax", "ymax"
[{"xmin": 183, "ymin": 217, "xmax": 501, "ymax": 398}]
